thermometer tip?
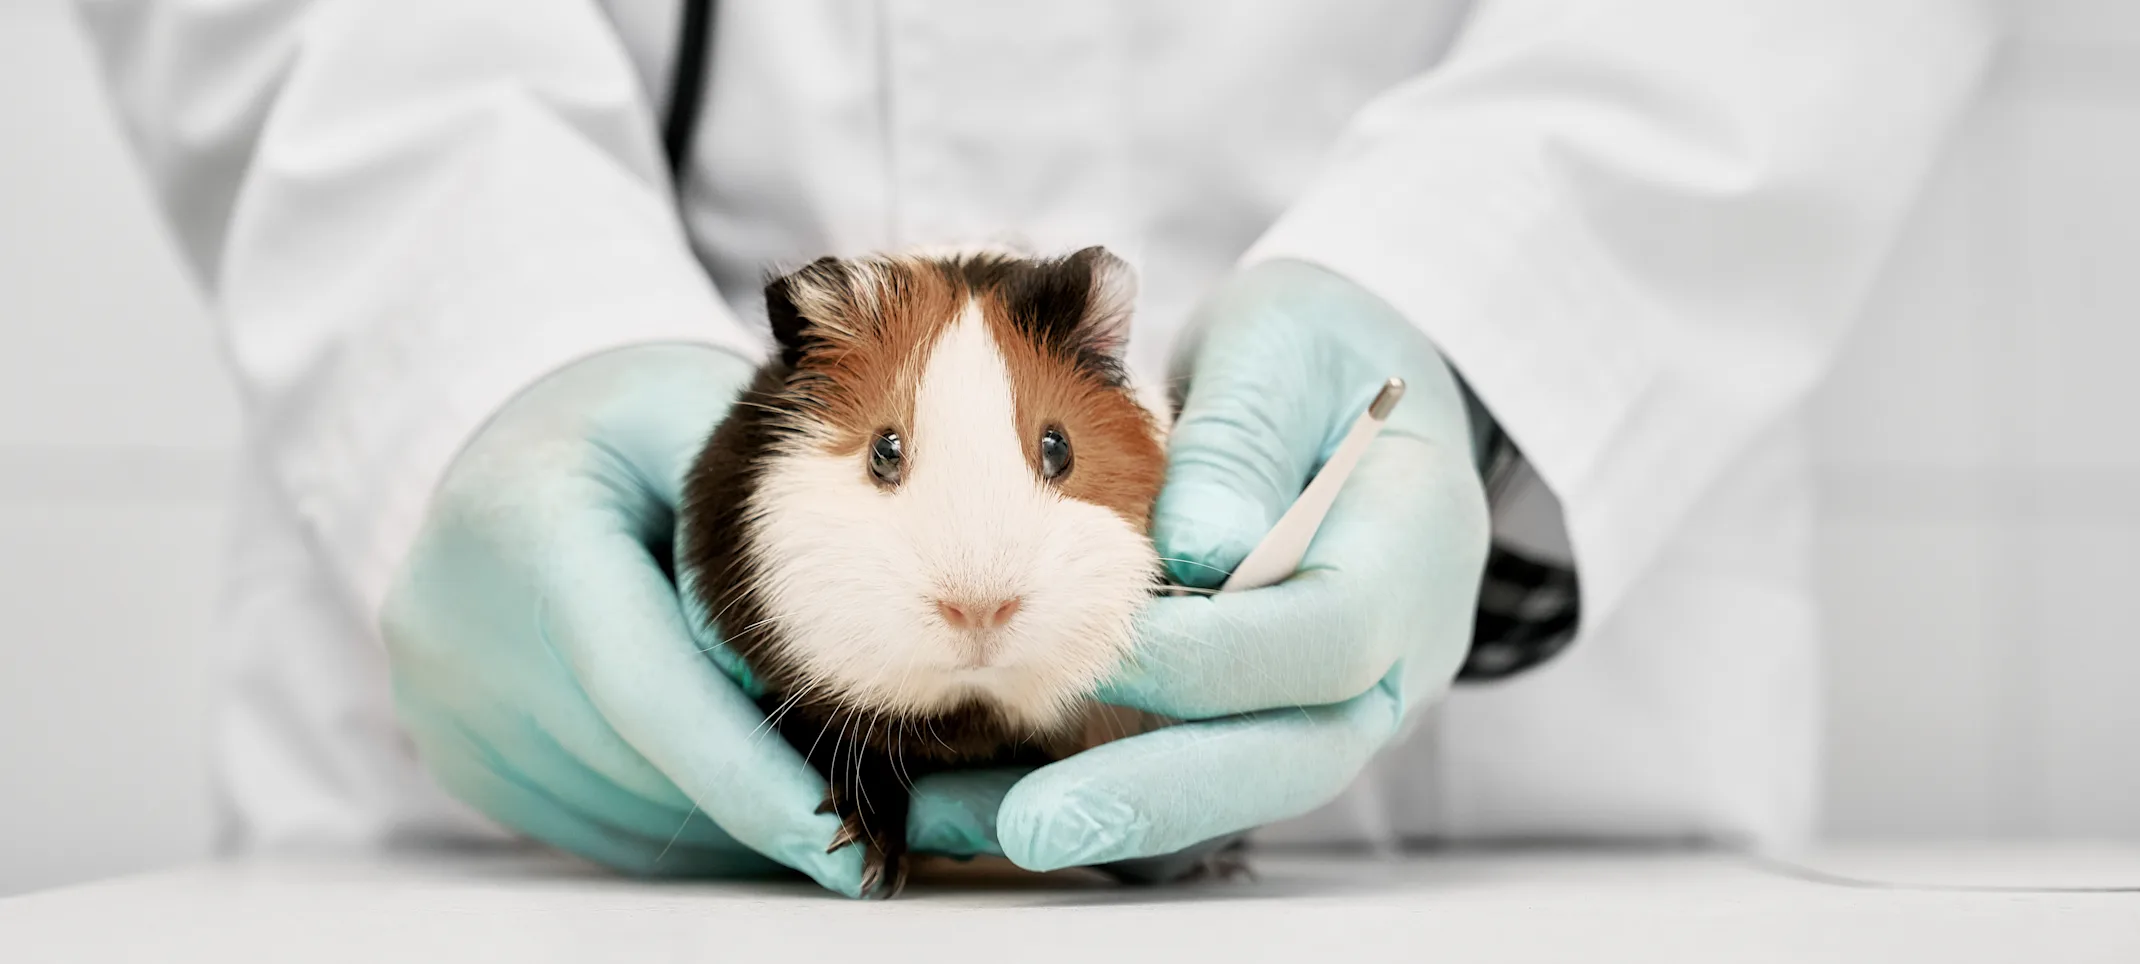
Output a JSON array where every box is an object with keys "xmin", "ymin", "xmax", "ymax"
[{"xmin": 1368, "ymin": 378, "xmax": 1406, "ymax": 420}]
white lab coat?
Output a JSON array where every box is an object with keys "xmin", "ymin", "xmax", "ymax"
[{"xmin": 77, "ymin": 0, "xmax": 1991, "ymax": 856}]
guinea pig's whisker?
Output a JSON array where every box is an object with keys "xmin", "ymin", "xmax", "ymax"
[
  {"xmin": 1150, "ymin": 585, "xmax": 1221, "ymax": 596},
  {"xmin": 765, "ymin": 683, "xmax": 822, "ymax": 736},
  {"xmin": 845, "ymin": 711, "xmax": 866, "ymax": 780},
  {"xmin": 1156, "ymin": 556, "xmax": 1234, "ymax": 577},
  {"xmin": 1093, "ymin": 703, "xmax": 1129, "ymax": 745},
  {"xmin": 727, "ymin": 400, "xmax": 794, "ymax": 418},
  {"xmin": 655, "ymin": 802, "xmax": 700, "ymax": 865},
  {"xmin": 893, "ymin": 649, "xmax": 922, "ymax": 733},
  {"xmin": 689, "ymin": 610, "xmax": 764, "ymax": 656},
  {"xmin": 696, "ymin": 589, "xmax": 757, "ymax": 640},
  {"xmin": 749, "ymin": 689, "xmax": 810, "ymax": 744},
  {"xmin": 745, "ymin": 701, "xmax": 787, "ymax": 744},
  {"xmin": 891, "ymin": 723, "xmax": 916, "ymax": 793},
  {"xmin": 924, "ymin": 716, "xmax": 953, "ymax": 753},
  {"xmin": 727, "ymin": 613, "xmax": 787, "ymax": 641},
  {"xmin": 802, "ymin": 705, "xmax": 844, "ymax": 772},
  {"xmin": 851, "ymin": 714, "xmax": 878, "ymax": 814},
  {"xmin": 697, "ymin": 614, "xmax": 785, "ymax": 658}
]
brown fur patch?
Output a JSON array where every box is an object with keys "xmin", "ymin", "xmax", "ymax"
[
  {"xmin": 777, "ymin": 251, "xmax": 1164, "ymax": 531},
  {"xmin": 780, "ymin": 259, "xmax": 963, "ymax": 461},
  {"xmin": 978, "ymin": 296, "xmax": 1166, "ymax": 532}
]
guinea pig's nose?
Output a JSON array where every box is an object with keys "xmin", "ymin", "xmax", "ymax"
[{"xmin": 936, "ymin": 596, "xmax": 1022, "ymax": 631}]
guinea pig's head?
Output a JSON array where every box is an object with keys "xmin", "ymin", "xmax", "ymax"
[{"xmin": 733, "ymin": 246, "xmax": 1164, "ymax": 734}]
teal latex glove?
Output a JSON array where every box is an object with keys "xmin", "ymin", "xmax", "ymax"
[
  {"xmin": 380, "ymin": 344, "xmax": 871, "ymax": 897},
  {"xmin": 942, "ymin": 259, "xmax": 1492, "ymax": 871}
]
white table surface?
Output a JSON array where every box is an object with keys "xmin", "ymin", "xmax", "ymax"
[{"xmin": 2, "ymin": 844, "xmax": 2135, "ymax": 962}]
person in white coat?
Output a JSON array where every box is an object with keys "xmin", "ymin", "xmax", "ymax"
[{"xmin": 77, "ymin": 0, "xmax": 1991, "ymax": 895}]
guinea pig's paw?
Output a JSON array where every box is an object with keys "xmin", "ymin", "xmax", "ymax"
[
  {"xmin": 1185, "ymin": 847, "xmax": 1256, "ymax": 884},
  {"xmin": 819, "ymin": 788, "xmax": 911, "ymax": 898},
  {"xmin": 858, "ymin": 842, "xmax": 910, "ymax": 899},
  {"xmin": 1099, "ymin": 837, "xmax": 1256, "ymax": 887}
]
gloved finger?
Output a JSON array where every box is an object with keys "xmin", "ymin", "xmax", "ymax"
[
  {"xmin": 994, "ymin": 682, "xmax": 1404, "ymax": 872},
  {"xmin": 384, "ymin": 525, "xmax": 721, "ymax": 832},
  {"xmin": 575, "ymin": 347, "xmax": 771, "ymax": 701},
  {"xmin": 395, "ymin": 689, "xmax": 742, "ymax": 851},
  {"xmin": 580, "ymin": 344, "xmax": 759, "ymax": 512},
  {"xmin": 405, "ymin": 701, "xmax": 779, "ymax": 878},
  {"xmin": 1152, "ymin": 316, "xmax": 1371, "ymax": 588},
  {"xmin": 1104, "ymin": 437, "xmax": 1483, "ymax": 719},
  {"xmin": 906, "ymin": 769, "xmax": 1257, "ymax": 878},
  {"xmin": 540, "ymin": 515, "xmax": 865, "ymax": 897},
  {"xmin": 1108, "ymin": 573, "xmax": 1388, "ymax": 719},
  {"xmin": 904, "ymin": 768, "xmax": 1025, "ymax": 858}
]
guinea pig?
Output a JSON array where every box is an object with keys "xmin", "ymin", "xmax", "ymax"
[{"xmin": 679, "ymin": 244, "xmax": 1174, "ymax": 896}]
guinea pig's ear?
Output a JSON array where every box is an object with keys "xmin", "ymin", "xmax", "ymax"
[
  {"xmin": 1068, "ymin": 245, "xmax": 1137, "ymax": 360},
  {"xmin": 764, "ymin": 256, "xmax": 851, "ymax": 368}
]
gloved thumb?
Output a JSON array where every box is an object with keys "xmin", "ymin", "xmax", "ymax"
[
  {"xmin": 1153, "ymin": 421, "xmax": 1316, "ymax": 589},
  {"xmin": 574, "ymin": 344, "xmax": 760, "ymax": 510}
]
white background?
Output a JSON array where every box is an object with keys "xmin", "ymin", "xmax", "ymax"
[{"xmin": 1, "ymin": 0, "xmax": 2134, "ymax": 896}]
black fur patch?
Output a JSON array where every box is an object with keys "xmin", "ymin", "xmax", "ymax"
[
  {"xmin": 946, "ymin": 247, "xmax": 1130, "ymax": 388},
  {"xmin": 763, "ymin": 256, "xmax": 847, "ymax": 369}
]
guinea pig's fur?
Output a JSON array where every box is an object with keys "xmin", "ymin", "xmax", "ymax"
[{"xmin": 679, "ymin": 245, "xmax": 1171, "ymax": 896}]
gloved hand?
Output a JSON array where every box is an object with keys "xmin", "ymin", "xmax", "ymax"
[
  {"xmin": 914, "ymin": 259, "xmax": 1491, "ymax": 871},
  {"xmin": 381, "ymin": 344, "xmax": 871, "ymax": 896}
]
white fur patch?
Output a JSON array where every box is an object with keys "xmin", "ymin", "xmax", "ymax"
[{"xmin": 746, "ymin": 302, "xmax": 1156, "ymax": 732}]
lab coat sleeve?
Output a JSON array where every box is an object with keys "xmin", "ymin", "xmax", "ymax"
[
  {"xmin": 73, "ymin": 0, "xmax": 760, "ymax": 615},
  {"xmin": 1243, "ymin": 0, "xmax": 1995, "ymax": 632}
]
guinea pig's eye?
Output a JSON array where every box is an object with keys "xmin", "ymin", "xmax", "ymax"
[
  {"xmin": 869, "ymin": 430, "xmax": 904, "ymax": 487},
  {"xmin": 1038, "ymin": 426, "xmax": 1073, "ymax": 481}
]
